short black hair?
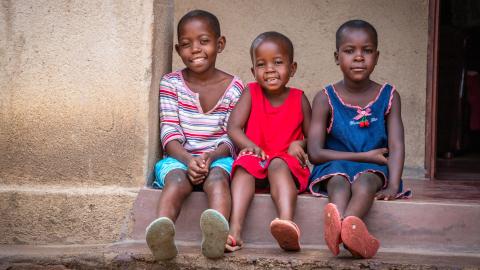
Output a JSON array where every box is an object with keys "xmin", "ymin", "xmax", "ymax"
[
  {"xmin": 250, "ymin": 31, "xmax": 294, "ymax": 63},
  {"xmin": 177, "ymin": 10, "xmax": 221, "ymax": 38},
  {"xmin": 335, "ymin": 19, "xmax": 378, "ymax": 50}
]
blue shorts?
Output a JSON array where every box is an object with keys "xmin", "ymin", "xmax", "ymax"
[{"xmin": 153, "ymin": 156, "xmax": 234, "ymax": 189}]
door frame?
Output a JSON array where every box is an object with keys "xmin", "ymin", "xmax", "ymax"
[{"xmin": 425, "ymin": 0, "xmax": 440, "ymax": 180}]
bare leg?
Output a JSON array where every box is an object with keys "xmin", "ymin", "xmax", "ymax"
[
  {"xmin": 341, "ymin": 173, "xmax": 382, "ymax": 258},
  {"xmin": 268, "ymin": 158, "xmax": 297, "ymax": 220},
  {"xmin": 147, "ymin": 169, "xmax": 191, "ymax": 260},
  {"xmin": 203, "ymin": 167, "xmax": 231, "ymax": 219},
  {"xmin": 268, "ymin": 158, "xmax": 302, "ymax": 251},
  {"xmin": 228, "ymin": 167, "xmax": 255, "ymax": 244},
  {"xmin": 344, "ymin": 173, "xmax": 383, "ymax": 218},
  {"xmin": 157, "ymin": 169, "xmax": 193, "ymax": 222},
  {"xmin": 326, "ymin": 175, "xmax": 351, "ymax": 217}
]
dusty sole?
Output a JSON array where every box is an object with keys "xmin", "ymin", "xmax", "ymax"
[
  {"xmin": 270, "ymin": 219, "xmax": 301, "ymax": 251},
  {"xmin": 324, "ymin": 203, "xmax": 342, "ymax": 256},
  {"xmin": 341, "ymin": 216, "xmax": 379, "ymax": 259},
  {"xmin": 200, "ymin": 209, "xmax": 229, "ymax": 259},
  {"xmin": 145, "ymin": 217, "xmax": 178, "ymax": 260}
]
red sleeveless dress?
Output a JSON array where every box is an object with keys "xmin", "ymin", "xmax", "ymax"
[{"xmin": 231, "ymin": 82, "xmax": 310, "ymax": 193}]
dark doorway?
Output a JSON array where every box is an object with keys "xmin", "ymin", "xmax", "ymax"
[{"xmin": 436, "ymin": 0, "xmax": 480, "ymax": 180}]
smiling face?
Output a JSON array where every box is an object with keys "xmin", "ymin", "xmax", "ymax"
[
  {"xmin": 175, "ymin": 18, "xmax": 224, "ymax": 74},
  {"xmin": 335, "ymin": 28, "xmax": 379, "ymax": 83},
  {"xmin": 251, "ymin": 40, "xmax": 296, "ymax": 93}
]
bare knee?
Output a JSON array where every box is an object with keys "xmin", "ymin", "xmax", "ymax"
[
  {"xmin": 232, "ymin": 166, "xmax": 254, "ymax": 182},
  {"xmin": 268, "ymin": 158, "xmax": 288, "ymax": 174},
  {"xmin": 204, "ymin": 168, "xmax": 229, "ymax": 193},
  {"xmin": 163, "ymin": 169, "xmax": 191, "ymax": 194},
  {"xmin": 351, "ymin": 173, "xmax": 382, "ymax": 196},
  {"xmin": 327, "ymin": 175, "xmax": 350, "ymax": 189},
  {"xmin": 268, "ymin": 158, "xmax": 296, "ymax": 190}
]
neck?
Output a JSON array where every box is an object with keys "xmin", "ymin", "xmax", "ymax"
[
  {"xmin": 342, "ymin": 78, "xmax": 373, "ymax": 93},
  {"xmin": 183, "ymin": 67, "xmax": 217, "ymax": 84}
]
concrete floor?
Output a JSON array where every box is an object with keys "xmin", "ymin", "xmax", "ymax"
[{"xmin": 1, "ymin": 241, "xmax": 479, "ymax": 269}]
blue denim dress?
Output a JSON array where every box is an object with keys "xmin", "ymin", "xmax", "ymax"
[{"xmin": 309, "ymin": 83, "xmax": 409, "ymax": 197}]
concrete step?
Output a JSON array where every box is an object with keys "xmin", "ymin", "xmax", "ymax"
[
  {"xmin": 0, "ymin": 185, "xmax": 138, "ymax": 244},
  {"xmin": 1, "ymin": 242, "xmax": 479, "ymax": 269},
  {"xmin": 132, "ymin": 180, "xmax": 480, "ymax": 256}
]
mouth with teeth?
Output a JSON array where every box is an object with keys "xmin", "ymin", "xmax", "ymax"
[
  {"xmin": 190, "ymin": 57, "xmax": 206, "ymax": 64},
  {"xmin": 265, "ymin": 77, "xmax": 280, "ymax": 84}
]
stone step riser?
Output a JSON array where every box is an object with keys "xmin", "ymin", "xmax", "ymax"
[
  {"xmin": 133, "ymin": 189, "xmax": 480, "ymax": 254},
  {"xmin": 0, "ymin": 187, "xmax": 137, "ymax": 245}
]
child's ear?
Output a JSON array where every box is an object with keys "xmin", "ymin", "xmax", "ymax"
[
  {"xmin": 217, "ymin": 36, "xmax": 226, "ymax": 53},
  {"xmin": 290, "ymin": 61, "xmax": 298, "ymax": 77},
  {"xmin": 175, "ymin": 44, "xmax": 180, "ymax": 55},
  {"xmin": 334, "ymin": 51, "xmax": 339, "ymax": 65},
  {"xmin": 374, "ymin": 50, "xmax": 380, "ymax": 65}
]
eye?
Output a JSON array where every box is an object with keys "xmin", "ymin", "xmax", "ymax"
[
  {"xmin": 344, "ymin": 49, "xmax": 354, "ymax": 54},
  {"xmin": 274, "ymin": 59, "xmax": 283, "ymax": 65},
  {"xmin": 364, "ymin": 48, "xmax": 373, "ymax": 54},
  {"xmin": 179, "ymin": 41, "xmax": 190, "ymax": 48},
  {"xmin": 200, "ymin": 38, "xmax": 210, "ymax": 45},
  {"xmin": 256, "ymin": 62, "xmax": 265, "ymax": 68}
]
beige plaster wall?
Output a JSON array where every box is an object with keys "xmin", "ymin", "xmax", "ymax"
[
  {"xmin": 1, "ymin": 0, "xmax": 159, "ymax": 187},
  {"xmin": 0, "ymin": 0, "xmax": 174, "ymax": 244},
  {"xmin": 173, "ymin": 0, "xmax": 429, "ymax": 176}
]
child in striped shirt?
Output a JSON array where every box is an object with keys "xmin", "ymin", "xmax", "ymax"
[{"xmin": 146, "ymin": 10, "xmax": 243, "ymax": 260}]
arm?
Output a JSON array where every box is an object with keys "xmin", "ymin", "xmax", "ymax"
[
  {"xmin": 307, "ymin": 90, "xmax": 386, "ymax": 164},
  {"xmin": 288, "ymin": 93, "xmax": 312, "ymax": 166},
  {"xmin": 159, "ymin": 77, "xmax": 191, "ymax": 164},
  {"xmin": 210, "ymin": 82, "xmax": 244, "ymax": 160},
  {"xmin": 160, "ymin": 77, "xmax": 206, "ymax": 183},
  {"xmin": 227, "ymin": 87, "xmax": 267, "ymax": 159},
  {"xmin": 301, "ymin": 93, "xmax": 312, "ymax": 142},
  {"xmin": 376, "ymin": 91, "xmax": 405, "ymax": 200}
]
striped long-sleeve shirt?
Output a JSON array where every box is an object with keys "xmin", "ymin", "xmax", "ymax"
[{"xmin": 160, "ymin": 70, "xmax": 244, "ymax": 157}]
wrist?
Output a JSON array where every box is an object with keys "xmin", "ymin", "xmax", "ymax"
[
  {"xmin": 184, "ymin": 154, "xmax": 195, "ymax": 164},
  {"xmin": 358, "ymin": 152, "xmax": 368, "ymax": 162},
  {"xmin": 205, "ymin": 151, "xmax": 216, "ymax": 161}
]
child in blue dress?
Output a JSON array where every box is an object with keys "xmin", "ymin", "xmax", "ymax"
[{"xmin": 308, "ymin": 20, "xmax": 410, "ymax": 259}]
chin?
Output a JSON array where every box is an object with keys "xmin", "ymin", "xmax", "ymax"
[
  {"xmin": 187, "ymin": 66, "xmax": 209, "ymax": 73},
  {"xmin": 349, "ymin": 76, "xmax": 368, "ymax": 82},
  {"xmin": 263, "ymin": 85, "xmax": 283, "ymax": 92}
]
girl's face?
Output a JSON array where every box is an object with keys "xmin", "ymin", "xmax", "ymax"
[
  {"xmin": 175, "ymin": 18, "xmax": 225, "ymax": 74},
  {"xmin": 335, "ymin": 29, "xmax": 379, "ymax": 83},
  {"xmin": 251, "ymin": 40, "xmax": 297, "ymax": 93}
]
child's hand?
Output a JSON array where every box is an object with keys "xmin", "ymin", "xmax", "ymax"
[
  {"xmin": 199, "ymin": 152, "xmax": 213, "ymax": 170},
  {"xmin": 239, "ymin": 146, "xmax": 268, "ymax": 160},
  {"xmin": 288, "ymin": 141, "xmax": 308, "ymax": 167},
  {"xmin": 364, "ymin": 148, "xmax": 388, "ymax": 165},
  {"xmin": 375, "ymin": 185, "xmax": 399, "ymax": 201},
  {"xmin": 187, "ymin": 156, "xmax": 208, "ymax": 185}
]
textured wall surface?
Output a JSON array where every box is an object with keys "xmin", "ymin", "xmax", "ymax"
[
  {"xmin": 0, "ymin": 0, "xmax": 156, "ymax": 186},
  {"xmin": 0, "ymin": 0, "xmax": 175, "ymax": 244},
  {"xmin": 173, "ymin": 0, "xmax": 429, "ymax": 176}
]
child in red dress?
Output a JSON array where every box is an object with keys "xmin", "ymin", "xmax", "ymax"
[{"xmin": 225, "ymin": 32, "xmax": 311, "ymax": 252}]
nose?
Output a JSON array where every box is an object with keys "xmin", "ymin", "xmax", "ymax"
[
  {"xmin": 192, "ymin": 42, "xmax": 201, "ymax": 53},
  {"xmin": 265, "ymin": 62, "xmax": 275, "ymax": 72},
  {"xmin": 354, "ymin": 51, "xmax": 364, "ymax": 61}
]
